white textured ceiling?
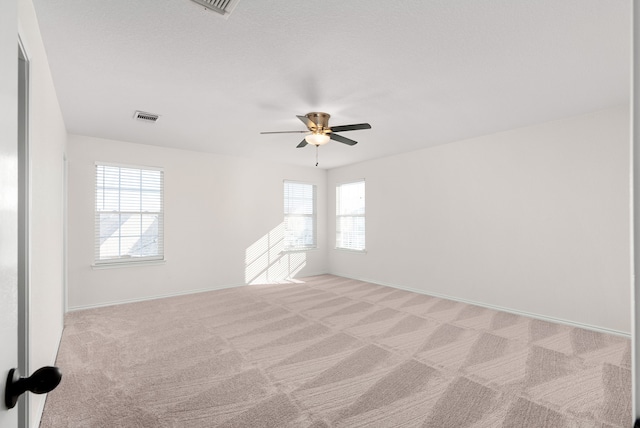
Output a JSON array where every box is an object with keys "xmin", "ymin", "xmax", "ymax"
[{"xmin": 32, "ymin": 0, "xmax": 630, "ymax": 169}]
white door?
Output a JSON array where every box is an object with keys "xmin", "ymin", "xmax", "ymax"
[
  {"xmin": 0, "ymin": 0, "xmax": 20, "ymax": 426},
  {"xmin": 0, "ymin": 300, "xmax": 18, "ymax": 428},
  {"xmin": 0, "ymin": 272, "xmax": 19, "ymax": 428},
  {"xmin": 0, "ymin": 246, "xmax": 19, "ymax": 425}
]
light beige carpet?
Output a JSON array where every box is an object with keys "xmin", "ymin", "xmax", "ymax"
[{"xmin": 40, "ymin": 275, "xmax": 631, "ymax": 427}]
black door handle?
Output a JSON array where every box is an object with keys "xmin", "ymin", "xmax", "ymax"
[{"xmin": 4, "ymin": 366, "xmax": 62, "ymax": 409}]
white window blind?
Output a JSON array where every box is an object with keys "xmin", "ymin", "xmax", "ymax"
[
  {"xmin": 95, "ymin": 164, "xmax": 164, "ymax": 264},
  {"xmin": 336, "ymin": 180, "xmax": 365, "ymax": 251},
  {"xmin": 284, "ymin": 181, "xmax": 316, "ymax": 250}
]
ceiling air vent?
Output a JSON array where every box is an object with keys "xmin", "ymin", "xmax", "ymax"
[
  {"xmin": 133, "ymin": 111, "xmax": 159, "ymax": 123},
  {"xmin": 189, "ymin": 0, "xmax": 240, "ymax": 18}
]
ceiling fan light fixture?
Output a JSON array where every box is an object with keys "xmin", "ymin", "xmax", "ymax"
[{"xmin": 305, "ymin": 132, "xmax": 330, "ymax": 146}]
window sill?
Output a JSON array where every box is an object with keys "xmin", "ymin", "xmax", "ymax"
[
  {"xmin": 282, "ymin": 247, "xmax": 318, "ymax": 254},
  {"xmin": 334, "ymin": 248, "xmax": 367, "ymax": 254},
  {"xmin": 92, "ymin": 259, "xmax": 166, "ymax": 269}
]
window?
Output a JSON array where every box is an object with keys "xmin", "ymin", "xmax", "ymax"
[
  {"xmin": 336, "ymin": 180, "xmax": 365, "ymax": 251},
  {"xmin": 284, "ymin": 180, "xmax": 316, "ymax": 250},
  {"xmin": 95, "ymin": 163, "xmax": 164, "ymax": 265}
]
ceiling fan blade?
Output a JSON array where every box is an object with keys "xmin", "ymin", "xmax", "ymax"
[
  {"xmin": 297, "ymin": 115, "xmax": 317, "ymax": 131},
  {"xmin": 260, "ymin": 130, "xmax": 308, "ymax": 134},
  {"xmin": 297, "ymin": 139, "xmax": 308, "ymax": 148},
  {"xmin": 330, "ymin": 133, "xmax": 358, "ymax": 146},
  {"xmin": 329, "ymin": 123, "xmax": 371, "ymax": 133}
]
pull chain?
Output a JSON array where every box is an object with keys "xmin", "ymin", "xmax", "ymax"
[{"xmin": 315, "ymin": 145, "xmax": 319, "ymax": 167}]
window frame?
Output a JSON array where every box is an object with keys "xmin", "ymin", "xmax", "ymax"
[
  {"xmin": 283, "ymin": 180, "xmax": 317, "ymax": 251},
  {"xmin": 94, "ymin": 162, "xmax": 165, "ymax": 267},
  {"xmin": 335, "ymin": 179, "xmax": 366, "ymax": 252}
]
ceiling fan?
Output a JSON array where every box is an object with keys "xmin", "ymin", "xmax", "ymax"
[{"xmin": 260, "ymin": 112, "xmax": 372, "ymax": 148}]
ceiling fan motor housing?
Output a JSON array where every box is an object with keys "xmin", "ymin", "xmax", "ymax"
[{"xmin": 306, "ymin": 112, "xmax": 330, "ymax": 131}]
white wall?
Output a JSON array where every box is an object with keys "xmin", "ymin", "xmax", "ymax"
[
  {"xmin": 67, "ymin": 135, "xmax": 328, "ymax": 309},
  {"xmin": 328, "ymin": 106, "xmax": 631, "ymax": 334},
  {"xmin": 18, "ymin": 0, "xmax": 67, "ymax": 425}
]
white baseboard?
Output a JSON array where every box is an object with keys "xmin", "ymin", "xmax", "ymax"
[
  {"xmin": 68, "ymin": 282, "xmax": 247, "ymax": 312},
  {"xmin": 67, "ymin": 271, "xmax": 330, "ymax": 312},
  {"xmin": 290, "ymin": 271, "xmax": 330, "ymax": 280},
  {"xmin": 31, "ymin": 329, "xmax": 63, "ymax": 428},
  {"xmin": 329, "ymin": 272, "xmax": 631, "ymax": 339},
  {"xmin": 67, "ymin": 271, "xmax": 627, "ymax": 337}
]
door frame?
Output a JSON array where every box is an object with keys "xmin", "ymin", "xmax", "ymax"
[{"xmin": 17, "ymin": 34, "xmax": 31, "ymax": 428}]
